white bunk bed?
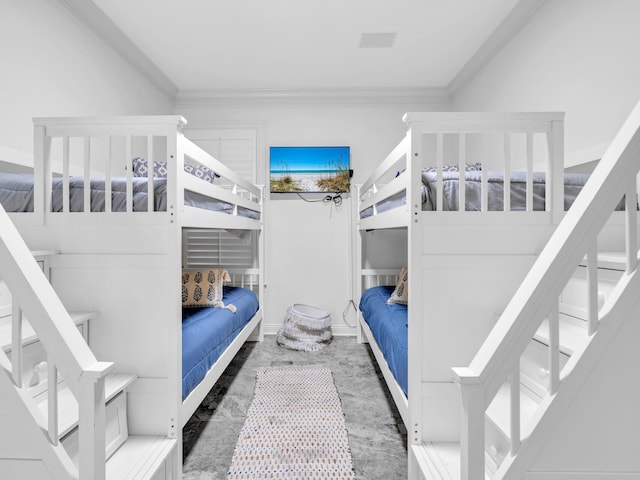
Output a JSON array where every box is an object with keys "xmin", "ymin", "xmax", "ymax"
[
  {"xmin": 356, "ymin": 111, "xmax": 576, "ymax": 457},
  {"xmin": 0, "ymin": 115, "xmax": 264, "ymax": 476}
]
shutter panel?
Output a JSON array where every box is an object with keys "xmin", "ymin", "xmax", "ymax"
[
  {"xmin": 182, "ymin": 229, "xmax": 256, "ymax": 269},
  {"xmin": 185, "ymin": 128, "xmax": 257, "ymax": 183}
]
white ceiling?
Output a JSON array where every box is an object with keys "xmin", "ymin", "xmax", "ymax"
[{"xmin": 82, "ymin": 0, "xmax": 539, "ymax": 97}]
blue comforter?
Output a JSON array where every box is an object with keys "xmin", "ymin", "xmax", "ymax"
[
  {"xmin": 359, "ymin": 286, "xmax": 408, "ymax": 396},
  {"xmin": 182, "ymin": 286, "xmax": 259, "ymax": 400}
]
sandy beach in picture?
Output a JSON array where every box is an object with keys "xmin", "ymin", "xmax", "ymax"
[{"xmin": 271, "ymin": 172, "xmax": 337, "ymax": 192}]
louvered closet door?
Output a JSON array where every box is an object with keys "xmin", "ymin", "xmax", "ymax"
[
  {"xmin": 182, "ymin": 128, "xmax": 260, "ymax": 269},
  {"xmin": 186, "ymin": 128, "xmax": 258, "ymax": 183}
]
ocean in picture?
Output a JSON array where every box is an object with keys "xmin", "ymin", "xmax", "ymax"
[{"xmin": 270, "ymin": 146, "xmax": 350, "ymax": 193}]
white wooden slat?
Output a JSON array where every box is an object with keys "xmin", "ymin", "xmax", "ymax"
[
  {"xmin": 480, "ymin": 134, "xmax": 488, "ymax": 212},
  {"xmin": 11, "ymin": 304, "xmax": 22, "ymax": 387},
  {"xmin": 548, "ymin": 300, "xmax": 560, "ymax": 395},
  {"xmin": 546, "ymin": 120, "xmax": 565, "ymax": 218},
  {"xmin": 62, "ymin": 136, "xmax": 70, "ymax": 214},
  {"xmin": 48, "ymin": 358, "xmax": 58, "ymax": 444},
  {"xmin": 360, "ymin": 134, "xmax": 409, "ymax": 195},
  {"xmin": 436, "ymin": 133, "xmax": 443, "ymax": 211},
  {"xmin": 84, "ymin": 137, "xmax": 91, "ymax": 213},
  {"xmin": 503, "ymin": 134, "xmax": 511, "ymax": 212},
  {"xmin": 586, "ymin": 243, "xmax": 598, "ymax": 335},
  {"xmin": 147, "ymin": 135, "xmax": 154, "ymax": 213},
  {"xmin": 402, "ymin": 111, "xmax": 564, "ymax": 133},
  {"xmin": 459, "ymin": 133, "xmax": 466, "ymax": 211},
  {"xmin": 358, "ymin": 173, "xmax": 407, "ymax": 214},
  {"xmin": 125, "ymin": 135, "xmax": 133, "ymax": 213},
  {"xmin": 105, "ymin": 136, "xmax": 112, "ymax": 213},
  {"xmin": 526, "ymin": 132, "xmax": 533, "ymax": 212},
  {"xmin": 625, "ymin": 183, "xmax": 638, "ymax": 273},
  {"xmin": 509, "ymin": 362, "xmax": 521, "ymax": 454},
  {"xmin": 182, "ymin": 140, "xmax": 260, "ymax": 198},
  {"xmin": 182, "ymin": 174, "xmax": 261, "ymax": 214}
]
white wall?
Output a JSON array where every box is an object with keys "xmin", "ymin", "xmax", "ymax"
[
  {"xmin": 452, "ymin": 0, "xmax": 640, "ymax": 160},
  {"xmin": 177, "ymin": 99, "xmax": 448, "ymax": 334},
  {"xmin": 1, "ymin": 0, "xmax": 174, "ymax": 156}
]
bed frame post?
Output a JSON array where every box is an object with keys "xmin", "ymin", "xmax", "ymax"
[
  {"xmin": 405, "ymin": 119, "xmax": 424, "ymax": 463},
  {"xmin": 33, "ymin": 124, "xmax": 48, "ymax": 225},
  {"xmin": 258, "ymin": 185, "xmax": 265, "ymax": 341},
  {"xmin": 354, "ymin": 183, "xmax": 364, "ymax": 343},
  {"xmin": 166, "ymin": 120, "xmax": 184, "ymax": 480}
]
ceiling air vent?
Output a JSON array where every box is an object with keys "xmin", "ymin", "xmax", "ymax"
[{"xmin": 358, "ymin": 32, "xmax": 397, "ymax": 48}]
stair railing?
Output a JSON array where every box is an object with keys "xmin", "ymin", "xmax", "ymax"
[
  {"xmin": 453, "ymin": 100, "xmax": 640, "ymax": 480},
  {"xmin": 0, "ymin": 204, "xmax": 113, "ymax": 479}
]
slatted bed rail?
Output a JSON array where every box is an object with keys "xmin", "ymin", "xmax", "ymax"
[
  {"xmin": 8, "ymin": 116, "xmax": 262, "ymax": 229},
  {"xmin": 360, "ymin": 268, "xmax": 401, "ymax": 290},
  {"xmin": 358, "ymin": 112, "xmax": 565, "ymax": 229}
]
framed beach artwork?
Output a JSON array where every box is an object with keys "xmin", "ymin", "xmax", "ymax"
[{"xmin": 269, "ymin": 146, "xmax": 350, "ymax": 194}]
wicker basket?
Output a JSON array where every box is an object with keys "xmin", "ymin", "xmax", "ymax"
[{"xmin": 276, "ymin": 304, "xmax": 332, "ymax": 351}]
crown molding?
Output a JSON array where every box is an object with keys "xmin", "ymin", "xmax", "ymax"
[
  {"xmin": 57, "ymin": 0, "xmax": 178, "ymax": 101},
  {"xmin": 175, "ymin": 87, "xmax": 450, "ymax": 107},
  {"xmin": 447, "ymin": 0, "xmax": 547, "ymax": 96}
]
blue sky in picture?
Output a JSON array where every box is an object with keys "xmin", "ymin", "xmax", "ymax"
[{"xmin": 270, "ymin": 146, "xmax": 349, "ymax": 173}]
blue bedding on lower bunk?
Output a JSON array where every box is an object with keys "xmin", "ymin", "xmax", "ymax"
[
  {"xmin": 359, "ymin": 285, "xmax": 408, "ymax": 396},
  {"xmin": 182, "ymin": 286, "xmax": 259, "ymax": 400}
]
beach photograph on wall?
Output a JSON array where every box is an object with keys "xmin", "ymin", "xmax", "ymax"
[{"xmin": 269, "ymin": 146, "xmax": 350, "ymax": 193}]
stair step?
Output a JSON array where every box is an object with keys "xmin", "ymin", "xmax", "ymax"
[
  {"xmin": 486, "ymin": 380, "xmax": 540, "ymax": 444},
  {"xmin": 32, "ymin": 373, "xmax": 136, "ymax": 439},
  {"xmin": 0, "ymin": 311, "xmax": 94, "ymax": 352},
  {"xmin": 534, "ymin": 313, "xmax": 588, "ymax": 356},
  {"xmin": 579, "ymin": 251, "xmax": 627, "ymax": 271},
  {"xmin": 412, "ymin": 442, "xmax": 491, "ymax": 480},
  {"xmin": 106, "ymin": 435, "xmax": 176, "ymax": 480}
]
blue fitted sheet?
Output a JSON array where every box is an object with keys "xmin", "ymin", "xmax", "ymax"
[
  {"xmin": 359, "ymin": 286, "xmax": 408, "ymax": 396},
  {"xmin": 182, "ymin": 286, "xmax": 259, "ymax": 400}
]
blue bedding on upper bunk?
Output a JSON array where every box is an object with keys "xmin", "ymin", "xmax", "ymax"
[
  {"xmin": 359, "ymin": 285, "xmax": 408, "ymax": 396},
  {"xmin": 182, "ymin": 286, "xmax": 259, "ymax": 400},
  {"xmin": 0, "ymin": 172, "xmax": 260, "ymax": 218}
]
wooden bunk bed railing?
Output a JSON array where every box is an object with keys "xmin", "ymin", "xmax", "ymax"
[
  {"xmin": 452, "ymin": 102, "xmax": 640, "ymax": 479},
  {"xmin": 11, "ymin": 116, "xmax": 261, "ymax": 231},
  {"xmin": 358, "ymin": 112, "xmax": 566, "ymax": 229},
  {"xmin": 0, "ymin": 203, "xmax": 112, "ymax": 479}
]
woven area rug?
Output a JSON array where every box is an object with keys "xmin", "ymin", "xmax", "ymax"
[{"xmin": 227, "ymin": 367, "xmax": 355, "ymax": 479}]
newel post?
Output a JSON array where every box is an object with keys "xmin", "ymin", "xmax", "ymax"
[
  {"xmin": 454, "ymin": 368, "xmax": 485, "ymax": 480},
  {"xmin": 78, "ymin": 362, "xmax": 113, "ymax": 480}
]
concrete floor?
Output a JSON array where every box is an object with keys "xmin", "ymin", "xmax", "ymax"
[{"xmin": 182, "ymin": 335, "xmax": 407, "ymax": 479}]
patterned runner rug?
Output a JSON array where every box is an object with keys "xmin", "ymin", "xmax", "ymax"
[{"xmin": 227, "ymin": 367, "xmax": 355, "ymax": 479}]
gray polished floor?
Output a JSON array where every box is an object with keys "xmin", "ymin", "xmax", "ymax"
[{"xmin": 182, "ymin": 335, "xmax": 407, "ymax": 479}]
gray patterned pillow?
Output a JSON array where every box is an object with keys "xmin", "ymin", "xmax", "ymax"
[
  {"xmin": 423, "ymin": 162, "xmax": 482, "ymax": 173},
  {"xmin": 387, "ymin": 266, "xmax": 408, "ymax": 305}
]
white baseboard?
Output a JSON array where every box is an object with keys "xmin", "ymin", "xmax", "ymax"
[
  {"xmin": 525, "ymin": 473, "xmax": 640, "ymax": 479},
  {"xmin": 262, "ymin": 323, "xmax": 358, "ymax": 337}
]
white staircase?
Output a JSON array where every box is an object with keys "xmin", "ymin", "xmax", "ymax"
[
  {"xmin": 0, "ymin": 208, "xmax": 176, "ymax": 479},
  {"xmin": 413, "ymin": 99, "xmax": 640, "ymax": 480},
  {"xmin": 413, "ymin": 254, "xmax": 626, "ymax": 479}
]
